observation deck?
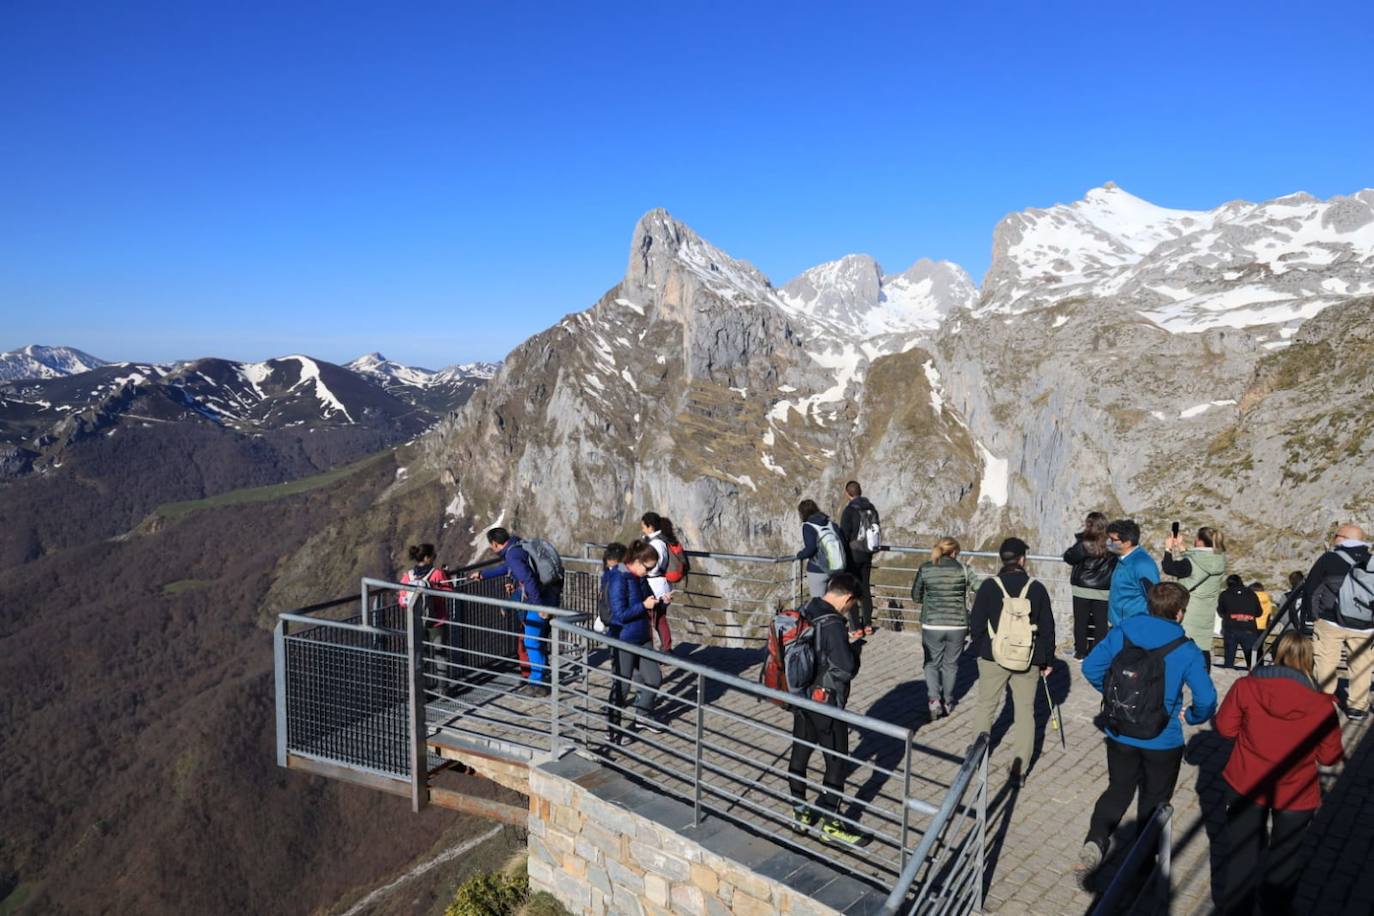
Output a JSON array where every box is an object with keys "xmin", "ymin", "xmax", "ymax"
[{"xmin": 273, "ymin": 545, "xmax": 1372, "ymax": 915}]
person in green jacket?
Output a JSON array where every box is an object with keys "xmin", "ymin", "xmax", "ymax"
[
  {"xmin": 1162, "ymin": 526, "xmax": 1228, "ymax": 665},
  {"xmin": 911, "ymin": 537, "xmax": 981, "ymax": 719}
]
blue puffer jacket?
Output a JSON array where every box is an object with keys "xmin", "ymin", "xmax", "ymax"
[
  {"xmin": 1083, "ymin": 614, "xmax": 1217, "ymax": 750},
  {"xmin": 606, "ymin": 564, "xmax": 651, "ymax": 645}
]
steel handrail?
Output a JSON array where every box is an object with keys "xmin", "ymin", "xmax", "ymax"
[
  {"xmin": 362, "ymin": 576, "xmax": 585, "ymax": 620},
  {"xmin": 548, "ymin": 617, "xmax": 943, "ymax": 746},
  {"xmin": 878, "ymin": 732, "xmax": 990, "ymax": 915},
  {"xmin": 1089, "ymin": 803, "xmax": 1173, "ymax": 916}
]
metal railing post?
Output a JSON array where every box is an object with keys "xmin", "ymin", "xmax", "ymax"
[
  {"xmin": 406, "ymin": 598, "xmax": 428, "ymax": 812},
  {"xmin": 274, "ymin": 619, "xmax": 288, "ymax": 767},
  {"xmin": 899, "ymin": 733, "xmax": 913, "ymax": 870},
  {"xmin": 550, "ymin": 625, "xmax": 562, "ymax": 752},
  {"xmin": 361, "ymin": 578, "xmax": 370, "ymax": 622},
  {"xmin": 693, "ymin": 671, "xmax": 705, "ymax": 826}
]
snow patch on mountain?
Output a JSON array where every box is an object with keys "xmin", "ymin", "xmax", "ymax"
[
  {"xmin": 346, "ymin": 352, "xmax": 499, "ymax": 387},
  {"xmin": 976, "ymin": 442, "xmax": 1009, "ymax": 507},
  {"xmin": 0, "ymin": 345, "xmax": 109, "ymax": 381},
  {"xmin": 286, "ymin": 355, "xmax": 354, "ymax": 423},
  {"xmin": 780, "ymin": 255, "xmax": 977, "ymax": 337}
]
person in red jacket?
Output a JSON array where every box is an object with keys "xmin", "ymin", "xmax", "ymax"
[{"xmin": 1215, "ymin": 631, "xmax": 1345, "ymax": 916}]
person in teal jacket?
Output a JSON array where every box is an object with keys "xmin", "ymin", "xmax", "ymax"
[{"xmin": 1105, "ymin": 518, "xmax": 1160, "ymax": 626}]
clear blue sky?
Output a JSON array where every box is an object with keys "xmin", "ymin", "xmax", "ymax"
[{"xmin": 3, "ymin": 0, "xmax": 1372, "ymax": 368}]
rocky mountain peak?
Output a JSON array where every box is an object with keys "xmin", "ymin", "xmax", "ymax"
[{"xmin": 625, "ymin": 209, "xmax": 776, "ymax": 310}]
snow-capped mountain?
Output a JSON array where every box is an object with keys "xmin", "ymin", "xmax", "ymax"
[
  {"xmin": 0, "ymin": 344, "xmax": 108, "ymax": 381},
  {"xmin": 344, "ymin": 352, "xmax": 497, "ymax": 415},
  {"xmin": 345, "ymin": 352, "xmax": 499, "ymax": 387},
  {"xmin": 780, "ymin": 255, "xmax": 977, "ymax": 337},
  {"xmin": 980, "ymin": 183, "xmax": 1374, "ymax": 340}
]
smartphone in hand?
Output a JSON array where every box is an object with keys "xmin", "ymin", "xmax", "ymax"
[{"xmin": 1171, "ymin": 521, "xmax": 1180, "ymax": 537}]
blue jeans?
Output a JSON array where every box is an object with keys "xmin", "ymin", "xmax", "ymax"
[{"xmin": 524, "ymin": 616, "xmax": 551, "ymax": 683}]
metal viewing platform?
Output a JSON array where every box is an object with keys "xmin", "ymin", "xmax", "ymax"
[{"xmin": 274, "ymin": 545, "xmax": 1372, "ymax": 914}]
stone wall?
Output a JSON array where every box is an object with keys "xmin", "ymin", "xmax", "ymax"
[{"xmin": 526, "ymin": 753, "xmax": 886, "ymax": 915}]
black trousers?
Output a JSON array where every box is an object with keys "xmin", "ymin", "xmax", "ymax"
[
  {"xmin": 788, "ymin": 707, "xmax": 848, "ymax": 814},
  {"xmin": 1223, "ymin": 628, "xmax": 1259, "ymax": 669},
  {"xmin": 849, "ymin": 559, "xmax": 874, "ymax": 630},
  {"xmin": 606, "ymin": 645, "xmax": 660, "ymax": 731},
  {"xmin": 1072, "ymin": 595, "xmax": 1109, "ymax": 658},
  {"xmin": 1220, "ymin": 787, "xmax": 1314, "ymax": 916},
  {"xmin": 1086, "ymin": 738, "xmax": 1184, "ymax": 849}
]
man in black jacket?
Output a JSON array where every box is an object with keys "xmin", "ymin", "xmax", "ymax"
[
  {"xmin": 970, "ymin": 538, "xmax": 1056, "ymax": 786},
  {"xmin": 788, "ymin": 572, "xmax": 865, "ymax": 845},
  {"xmin": 839, "ymin": 481, "xmax": 880, "ymax": 636},
  {"xmin": 1305, "ymin": 523, "xmax": 1373, "ymax": 721}
]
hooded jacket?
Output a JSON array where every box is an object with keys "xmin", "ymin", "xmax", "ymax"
[
  {"xmin": 1304, "ymin": 543, "xmax": 1373, "ymax": 627},
  {"xmin": 839, "ymin": 496, "xmax": 880, "ymax": 560},
  {"xmin": 1162, "ymin": 547, "xmax": 1228, "ymax": 650},
  {"xmin": 796, "ymin": 512, "xmax": 849, "ymax": 574},
  {"xmin": 1216, "ymin": 665, "xmax": 1344, "ymax": 810},
  {"xmin": 911, "ymin": 557, "xmax": 977, "ymax": 628},
  {"xmin": 1063, "ymin": 536, "xmax": 1116, "ymax": 596},
  {"xmin": 1083, "ymin": 614, "xmax": 1217, "ymax": 750}
]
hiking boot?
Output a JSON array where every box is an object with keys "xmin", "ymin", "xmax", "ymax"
[
  {"xmin": 820, "ymin": 818, "xmax": 868, "ymax": 846},
  {"xmin": 928, "ymin": 699, "xmax": 945, "ymax": 720},
  {"xmin": 1348, "ymin": 708, "xmax": 1368, "ymax": 723},
  {"xmin": 1075, "ymin": 841, "xmax": 1103, "ymax": 889},
  {"xmin": 791, "ymin": 806, "xmax": 818, "ymax": 834}
]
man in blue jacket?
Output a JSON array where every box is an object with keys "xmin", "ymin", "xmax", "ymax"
[
  {"xmin": 1105, "ymin": 518, "xmax": 1160, "ymax": 627},
  {"xmin": 1077, "ymin": 581, "xmax": 1216, "ymax": 885},
  {"xmin": 471, "ymin": 527, "xmax": 549, "ymax": 695}
]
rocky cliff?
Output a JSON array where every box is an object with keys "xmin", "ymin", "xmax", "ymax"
[{"xmin": 294, "ymin": 185, "xmax": 1374, "ymax": 599}]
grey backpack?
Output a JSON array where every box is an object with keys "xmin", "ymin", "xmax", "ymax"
[
  {"xmin": 523, "ymin": 537, "xmax": 565, "ymax": 587},
  {"xmin": 1335, "ymin": 552, "xmax": 1374, "ymax": 629}
]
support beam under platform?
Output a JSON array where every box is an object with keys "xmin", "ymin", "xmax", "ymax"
[
  {"xmin": 426, "ymin": 732, "xmax": 533, "ymax": 796},
  {"xmin": 429, "ymin": 786, "xmax": 529, "ymax": 826}
]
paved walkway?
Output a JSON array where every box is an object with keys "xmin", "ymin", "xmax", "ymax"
[{"xmin": 427, "ymin": 626, "xmax": 1373, "ymax": 915}]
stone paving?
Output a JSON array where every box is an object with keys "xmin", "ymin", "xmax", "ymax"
[{"xmin": 428, "ymin": 624, "xmax": 1373, "ymax": 915}]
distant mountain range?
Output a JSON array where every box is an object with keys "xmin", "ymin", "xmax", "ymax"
[
  {"xmin": 0, "ymin": 344, "xmax": 109, "ymax": 381},
  {"xmin": 0, "ymin": 351, "xmax": 497, "ymax": 477}
]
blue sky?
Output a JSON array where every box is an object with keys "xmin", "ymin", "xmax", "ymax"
[{"xmin": 3, "ymin": 0, "xmax": 1372, "ymax": 368}]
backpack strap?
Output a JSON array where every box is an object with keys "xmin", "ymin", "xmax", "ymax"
[
  {"xmin": 1149, "ymin": 635, "xmax": 1192, "ymax": 659},
  {"xmin": 1018, "ymin": 578, "xmax": 1035, "ymax": 600},
  {"xmin": 990, "ymin": 576, "xmax": 1010, "ymax": 598}
]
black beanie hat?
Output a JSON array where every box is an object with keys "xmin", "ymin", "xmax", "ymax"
[{"xmin": 999, "ymin": 537, "xmax": 1030, "ymax": 562}]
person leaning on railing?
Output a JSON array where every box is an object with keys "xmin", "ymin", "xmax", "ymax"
[
  {"xmin": 469, "ymin": 527, "xmax": 549, "ymax": 696},
  {"xmin": 1214, "ymin": 632, "xmax": 1344, "ymax": 915},
  {"xmin": 910, "ymin": 537, "xmax": 979, "ymax": 720}
]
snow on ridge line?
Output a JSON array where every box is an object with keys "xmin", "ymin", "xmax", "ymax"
[{"xmin": 285, "ymin": 355, "xmax": 355, "ymax": 423}]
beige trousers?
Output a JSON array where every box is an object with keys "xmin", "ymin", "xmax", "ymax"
[
  {"xmin": 1314, "ymin": 618, "xmax": 1374, "ymax": 713},
  {"xmin": 974, "ymin": 657, "xmax": 1039, "ymax": 772}
]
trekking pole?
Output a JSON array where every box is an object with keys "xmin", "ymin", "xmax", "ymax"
[{"xmin": 1041, "ymin": 671, "xmax": 1066, "ymax": 749}]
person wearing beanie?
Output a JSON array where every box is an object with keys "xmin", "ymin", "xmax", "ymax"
[{"xmin": 969, "ymin": 537, "xmax": 1057, "ymax": 786}]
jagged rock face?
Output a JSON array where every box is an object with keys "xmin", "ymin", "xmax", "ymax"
[
  {"xmin": 409, "ymin": 186, "xmax": 1374, "ymax": 582},
  {"xmin": 421, "ymin": 211, "xmax": 970, "ymax": 557}
]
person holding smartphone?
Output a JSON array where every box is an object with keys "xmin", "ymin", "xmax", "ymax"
[{"xmin": 1161, "ymin": 525, "xmax": 1228, "ymax": 666}]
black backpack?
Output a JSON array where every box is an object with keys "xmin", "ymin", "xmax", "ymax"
[
  {"xmin": 596, "ymin": 577, "xmax": 613, "ymax": 630},
  {"xmin": 1101, "ymin": 634, "xmax": 1190, "ymax": 740}
]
